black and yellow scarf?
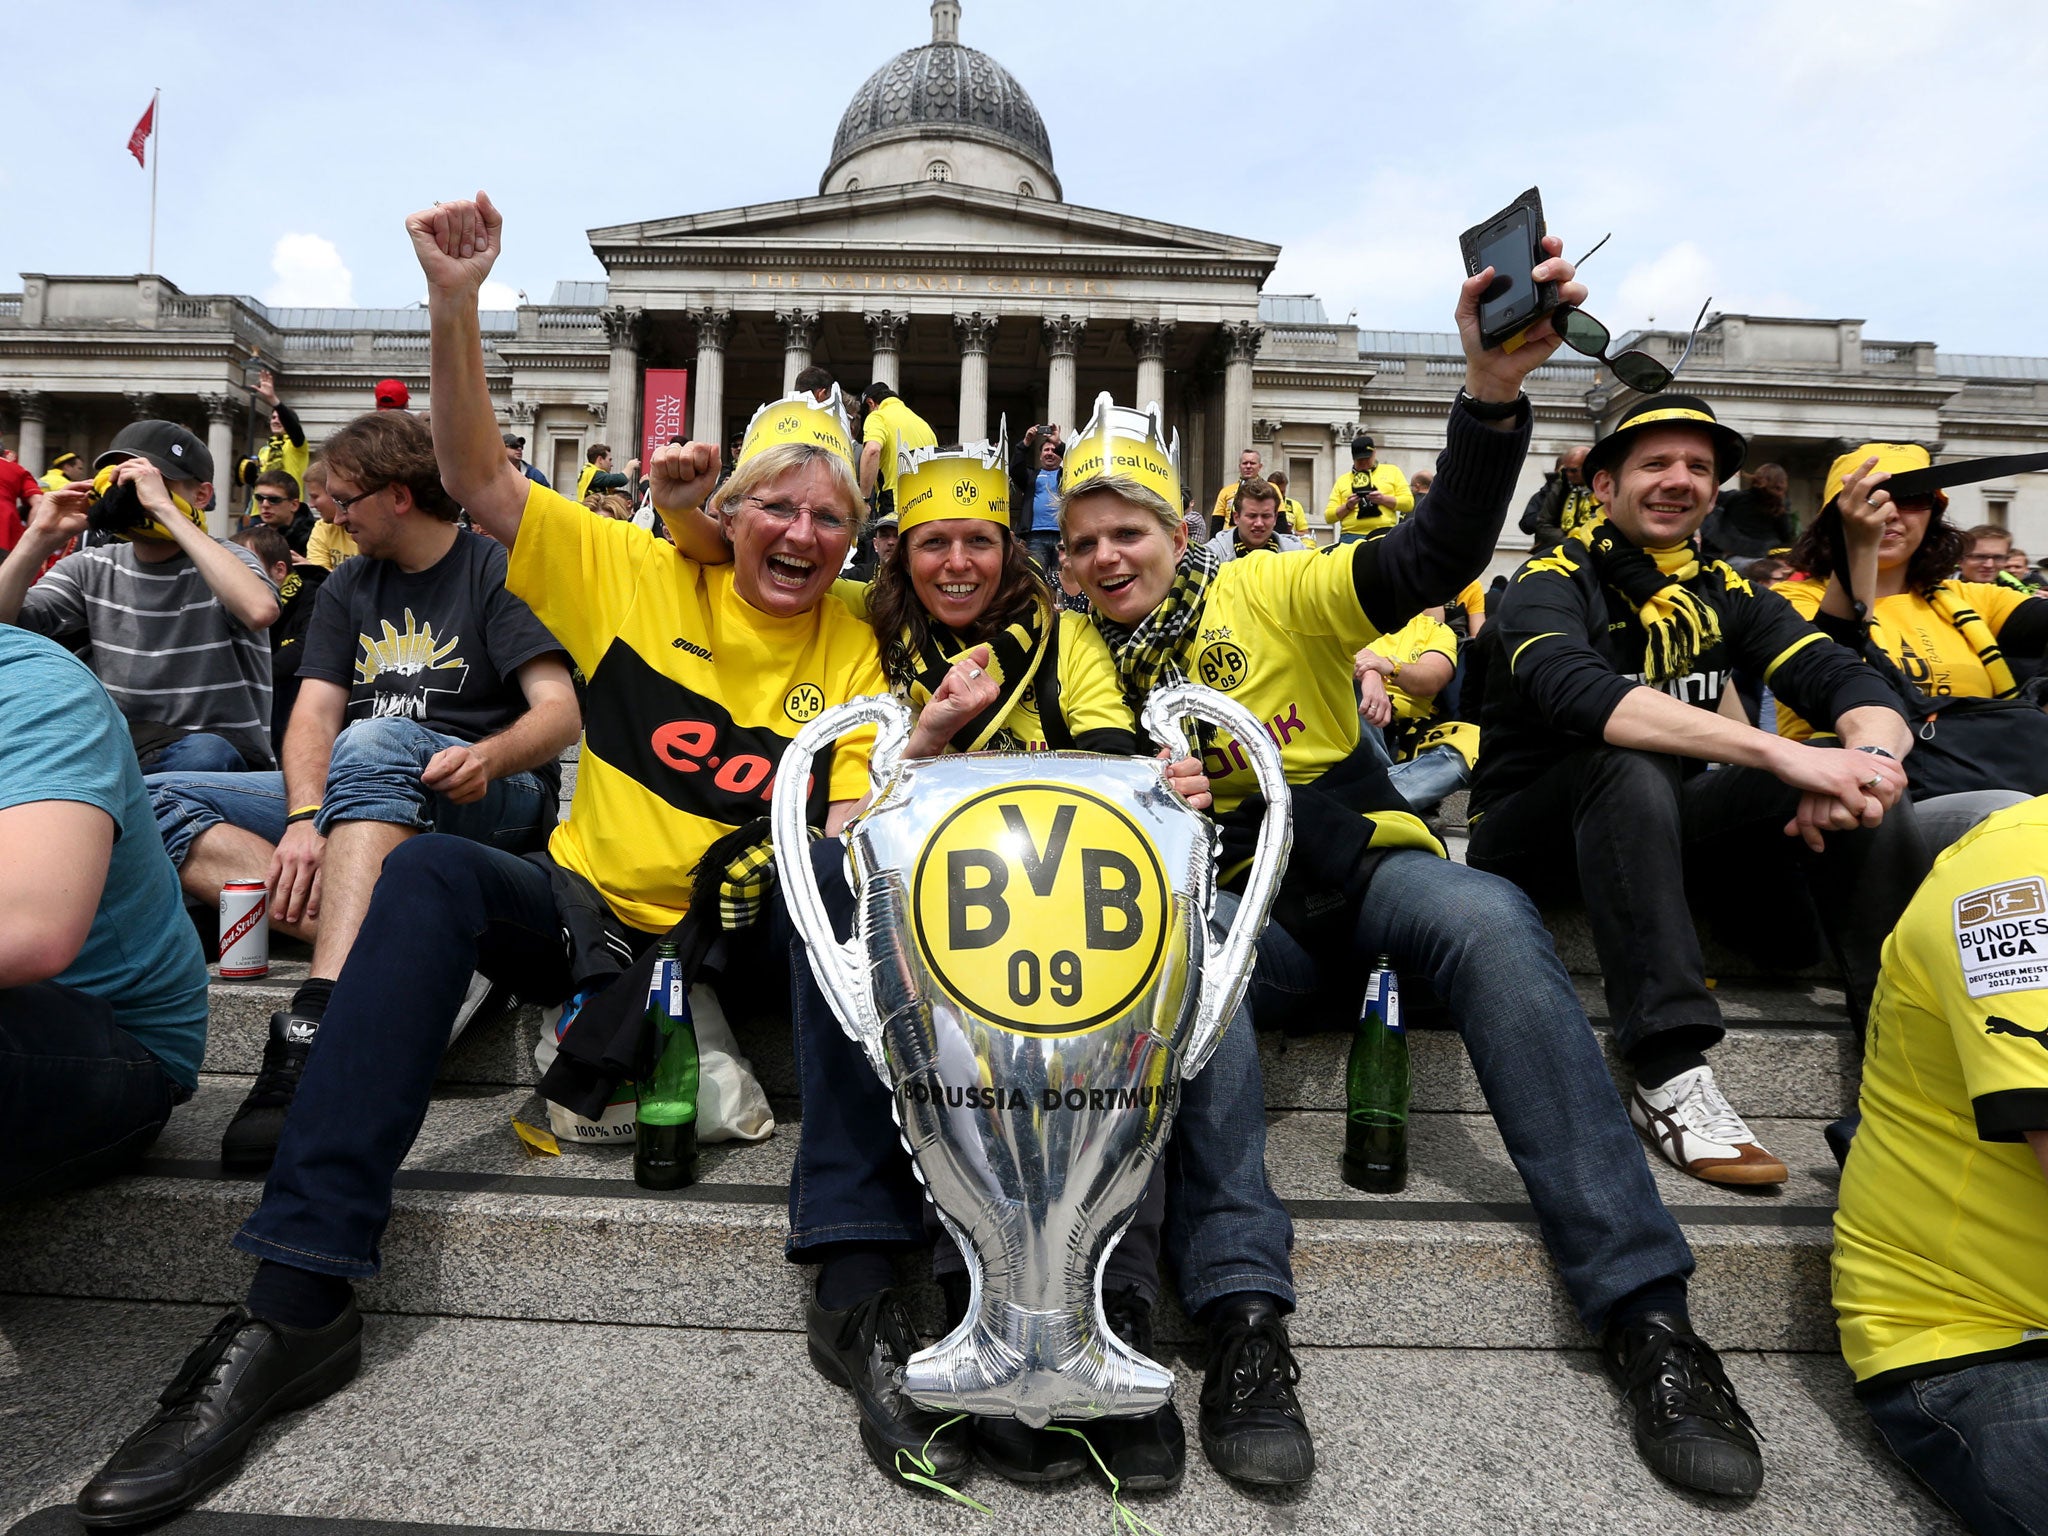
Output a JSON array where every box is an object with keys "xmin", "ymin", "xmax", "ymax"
[
  {"xmin": 1091, "ymin": 541, "xmax": 1221, "ymax": 751},
  {"xmin": 1565, "ymin": 512, "xmax": 1722, "ymax": 685},
  {"xmin": 901, "ymin": 604, "xmax": 1050, "ymax": 752},
  {"xmin": 1930, "ymin": 583, "xmax": 2019, "ymax": 697},
  {"xmin": 1232, "ymin": 526, "xmax": 1278, "ymax": 560}
]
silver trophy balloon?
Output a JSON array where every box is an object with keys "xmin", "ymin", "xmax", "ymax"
[{"xmin": 773, "ymin": 684, "xmax": 1291, "ymax": 1426}]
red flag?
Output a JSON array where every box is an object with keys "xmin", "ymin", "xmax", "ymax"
[{"xmin": 128, "ymin": 99, "xmax": 155, "ymax": 166}]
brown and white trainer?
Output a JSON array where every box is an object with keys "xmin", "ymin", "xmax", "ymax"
[{"xmin": 1629, "ymin": 1065, "xmax": 1788, "ymax": 1186}]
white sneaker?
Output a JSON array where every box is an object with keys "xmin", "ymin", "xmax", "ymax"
[
  {"xmin": 449, "ymin": 972, "xmax": 515, "ymax": 1046},
  {"xmin": 1629, "ymin": 1065, "xmax": 1788, "ymax": 1186}
]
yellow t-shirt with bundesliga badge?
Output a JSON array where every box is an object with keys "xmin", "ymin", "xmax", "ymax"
[
  {"xmin": 1832, "ymin": 797, "xmax": 2048, "ymax": 1389},
  {"xmin": 861, "ymin": 397, "xmax": 937, "ymax": 509},
  {"xmin": 507, "ymin": 480, "xmax": 886, "ymax": 933},
  {"xmin": 1774, "ymin": 578, "xmax": 2034, "ymax": 740},
  {"xmin": 1064, "ymin": 544, "xmax": 1437, "ymax": 859}
]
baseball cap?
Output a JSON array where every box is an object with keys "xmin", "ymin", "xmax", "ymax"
[
  {"xmin": 375, "ymin": 378, "xmax": 411, "ymax": 409},
  {"xmin": 94, "ymin": 420, "xmax": 214, "ymax": 484},
  {"xmin": 1351, "ymin": 434, "xmax": 1375, "ymax": 456},
  {"xmin": 502, "ymin": 432, "xmax": 525, "ymax": 449}
]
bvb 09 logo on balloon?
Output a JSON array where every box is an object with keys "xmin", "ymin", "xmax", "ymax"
[{"xmin": 912, "ymin": 784, "xmax": 1169, "ymax": 1035}]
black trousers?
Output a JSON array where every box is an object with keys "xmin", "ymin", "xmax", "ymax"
[
  {"xmin": 0, "ymin": 981, "xmax": 182, "ymax": 1204},
  {"xmin": 1468, "ymin": 747, "xmax": 1931, "ymax": 1062}
]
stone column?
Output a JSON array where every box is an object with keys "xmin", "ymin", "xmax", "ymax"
[
  {"xmin": 600, "ymin": 305, "xmax": 645, "ymax": 458},
  {"xmin": 125, "ymin": 391, "xmax": 162, "ymax": 423},
  {"xmin": 198, "ymin": 394, "xmax": 236, "ymax": 534},
  {"xmin": 1043, "ymin": 315, "xmax": 1086, "ymax": 434},
  {"xmin": 954, "ymin": 312, "xmax": 996, "ymax": 444},
  {"xmin": 1221, "ymin": 321, "xmax": 1263, "ymax": 474},
  {"xmin": 864, "ymin": 310, "xmax": 907, "ymax": 391},
  {"xmin": 777, "ymin": 309, "xmax": 820, "ymax": 395},
  {"xmin": 9, "ymin": 390, "xmax": 48, "ymax": 478},
  {"xmin": 1130, "ymin": 318, "xmax": 1175, "ymax": 415},
  {"xmin": 690, "ymin": 308, "xmax": 732, "ymax": 446}
]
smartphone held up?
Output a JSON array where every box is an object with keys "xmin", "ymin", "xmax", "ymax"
[{"xmin": 1459, "ymin": 187, "xmax": 1558, "ymax": 351}]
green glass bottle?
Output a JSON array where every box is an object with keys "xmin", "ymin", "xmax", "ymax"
[
  {"xmin": 633, "ymin": 940, "xmax": 699, "ymax": 1190},
  {"xmin": 1342, "ymin": 956, "xmax": 1409, "ymax": 1193}
]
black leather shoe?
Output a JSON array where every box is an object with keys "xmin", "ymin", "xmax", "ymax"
[
  {"xmin": 972, "ymin": 1413, "xmax": 1089, "ymax": 1484},
  {"xmin": 1083, "ymin": 1289, "xmax": 1185, "ymax": 1493},
  {"xmin": 1197, "ymin": 1293, "xmax": 1314, "ymax": 1487},
  {"xmin": 76, "ymin": 1302, "xmax": 362, "ymax": 1528},
  {"xmin": 806, "ymin": 1286, "xmax": 972, "ymax": 1489},
  {"xmin": 1602, "ymin": 1309, "xmax": 1764, "ymax": 1498},
  {"xmin": 220, "ymin": 1011, "xmax": 319, "ymax": 1172}
]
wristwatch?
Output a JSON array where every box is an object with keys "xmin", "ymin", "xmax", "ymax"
[{"xmin": 1456, "ymin": 387, "xmax": 1525, "ymax": 422}]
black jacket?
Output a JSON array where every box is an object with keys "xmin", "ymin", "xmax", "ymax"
[
  {"xmin": 1473, "ymin": 543, "xmax": 1903, "ymax": 813},
  {"xmin": 1701, "ymin": 488, "xmax": 1797, "ymax": 560}
]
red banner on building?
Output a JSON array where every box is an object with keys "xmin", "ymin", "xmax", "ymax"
[{"xmin": 642, "ymin": 369, "xmax": 690, "ymax": 471}]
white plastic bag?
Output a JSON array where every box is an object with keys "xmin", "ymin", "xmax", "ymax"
[{"xmin": 532, "ymin": 982, "xmax": 774, "ymax": 1147}]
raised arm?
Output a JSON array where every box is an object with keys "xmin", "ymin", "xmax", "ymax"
[
  {"xmin": 1352, "ymin": 236, "xmax": 1585, "ymax": 632},
  {"xmin": 407, "ymin": 193, "xmax": 531, "ymax": 545}
]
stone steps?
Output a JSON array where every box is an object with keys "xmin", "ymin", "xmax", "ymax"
[
  {"xmin": 2, "ymin": 1075, "xmax": 1844, "ymax": 1353},
  {"xmin": 0, "ymin": 1297, "xmax": 1955, "ymax": 1535},
  {"xmin": 204, "ymin": 961, "xmax": 1859, "ymax": 1117}
]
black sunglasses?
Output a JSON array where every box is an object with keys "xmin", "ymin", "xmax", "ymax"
[
  {"xmin": 1552, "ymin": 296, "xmax": 1712, "ymax": 395},
  {"xmin": 250, "ymin": 492, "xmax": 294, "ymax": 507}
]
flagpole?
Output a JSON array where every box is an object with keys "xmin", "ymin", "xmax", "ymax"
[{"xmin": 147, "ymin": 88, "xmax": 160, "ymax": 273}]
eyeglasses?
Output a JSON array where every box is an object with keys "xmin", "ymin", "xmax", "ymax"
[
  {"xmin": 251, "ymin": 492, "xmax": 294, "ymax": 508},
  {"xmin": 329, "ymin": 484, "xmax": 387, "ymax": 515},
  {"xmin": 744, "ymin": 495, "xmax": 850, "ymax": 535},
  {"xmin": 1553, "ymin": 296, "xmax": 1712, "ymax": 395}
]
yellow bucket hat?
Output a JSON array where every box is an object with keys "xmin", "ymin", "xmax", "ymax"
[
  {"xmin": 736, "ymin": 385, "xmax": 856, "ymax": 469},
  {"xmin": 1821, "ymin": 443, "xmax": 1943, "ymax": 512},
  {"xmin": 896, "ymin": 420, "xmax": 1011, "ymax": 535},
  {"xmin": 1060, "ymin": 393, "xmax": 1181, "ymax": 511}
]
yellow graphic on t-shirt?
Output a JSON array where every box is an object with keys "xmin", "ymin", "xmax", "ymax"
[
  {"xmin": 354, "ymin": 609, "xmax": 468, "ymax": 721},
  {"xmin": 1197, "ymin": 641, "xmax": 1249, "ymax": 692},
  {"xmin": 912, "ymin": 784, "xmax": 1169, "ymax": 1036}
]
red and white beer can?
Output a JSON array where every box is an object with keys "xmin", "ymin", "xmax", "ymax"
[{"xmin": 219, "ymin": 880, "xmax": 270, "ymax": 978}]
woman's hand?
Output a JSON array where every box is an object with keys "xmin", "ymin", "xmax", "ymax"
[
  {"xmin": 649, "ymin": 441, "xmax": 722, "ymax": 513},
  {"xmin": 905, "ymin": 645, "xmax": 999, "ymax": 756},
  {"xmin": 1834, "ymin": 456, "xmax": 1893, "ymax": 552},
  {"xmin": 1158, "ymin": 749, "xmax": 1212, "ymax": 810}
]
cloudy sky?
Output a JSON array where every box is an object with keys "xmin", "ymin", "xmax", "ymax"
[{"xmin": 5, "ymin": 0, "xmax": 2043, "ymax": 353}]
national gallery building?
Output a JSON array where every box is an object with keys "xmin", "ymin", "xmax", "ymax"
[{"xmin": 5, "ymin": 2, "xmax": 2046, "ymax": 556}]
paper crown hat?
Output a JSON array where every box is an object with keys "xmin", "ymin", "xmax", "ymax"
[
  {"xmin": 736, "ymin": 384, "xmax": 857, "ymax": 469},
  {"xmin": 1059, "ymin": 393, "xmax": 1182, "ymax": 511},
  {"xmin": 895, "ymin": 419, "xmax": 1011, "ymax": 534}
]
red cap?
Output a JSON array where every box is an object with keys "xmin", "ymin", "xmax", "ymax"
[{"xmin": 374, "ymin": 378, "xmax": 411, "ymax": 410}]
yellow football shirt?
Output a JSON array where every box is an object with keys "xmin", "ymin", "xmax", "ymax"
[
  {"xmin": 305, "ymin": 519, "xmax": 360, "ymax": 571},
  {"xmin": 507, "ymin": 481, "xmax": 885, "ymax": 932},
  {"xmin": 1323, "ymin": 464, "xmax": 1414, "ymax": 537},
  {"xmin": 861, "ymin": 397, "xmax": 937, "ymax": 509},
  {"xmin": 1832, "ymin": 798, "xmax": 2048, "ymax": 1387},
  {"xmin": 1775, "ymin": 578, "xmax": 2033, "ymax": 740},
  {"xmin": 1063, "ymin": 544, "xmax": 1438, "ymax": 854},
  {"xmin": 1364, "ymin": 612, "xmax": 1457, "ymax": 723}
]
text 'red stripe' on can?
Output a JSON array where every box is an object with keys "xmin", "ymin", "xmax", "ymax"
[{"xmin": 219, "ymin": 880, "xmax": 270, "ymax": 978}]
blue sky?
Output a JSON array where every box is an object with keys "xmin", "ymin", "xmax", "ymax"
[{"xmin": 6, "ymin": 0, "xmax": 2044, "ymax": 353}]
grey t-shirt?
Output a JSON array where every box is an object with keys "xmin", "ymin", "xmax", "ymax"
[{"xmin": 19, "ymin": 540, "xmax": 277, "ymax": 769}]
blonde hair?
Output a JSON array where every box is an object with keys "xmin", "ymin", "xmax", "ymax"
[
  {"xmin": 1057, "ymin": 472, "xmax": 1181, "ymax": 537},
  {"xmin": 711, "ymin": 441, "xmax": 864, "ymax": 535},
  {"xmin": 582, "ymin": 491, "xmax": 635, "ymax": 520}
]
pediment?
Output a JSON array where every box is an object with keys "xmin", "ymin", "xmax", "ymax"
[{"xmin": 589, "ymin": 183, "xmax": 1277, "ymax": 267}]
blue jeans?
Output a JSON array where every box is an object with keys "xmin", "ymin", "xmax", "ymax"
[
  {"xmin": 1246, "ymin": 849, "xmax": 1694, "ymax": 1334},
  {"xmin": 785, "ymin": 841, "xmax": 1295, "ymax": 1313},
  {"xmin": 1025, "ymin": 530, "xmax": 1061, "ymax": 577},
  {"xmin": 0, "ymin": 980, "xmax": 184, "ymax": 1204},
  {"xmin": 148, "ymin": 717, "xmax": 555, "ymax": 869},
  {"xmin": 145, "ymin": 731, "xmax": 247, "ymax": 774},
  {"xmin": 1387, "ymin": 744, "xmax": 1471, "ymax": 814},
  {"xmin": 235, "ymin": 837, "xmax": 575, "ymax": 1275},
  {"xmin": 1863, "ymin": 1358, "xmax": 2048, "ymax": 1536}
]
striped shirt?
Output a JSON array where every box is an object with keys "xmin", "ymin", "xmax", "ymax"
[{"xmin": 18, "ymin": 541, "xmax": 277, "ymax": 769}]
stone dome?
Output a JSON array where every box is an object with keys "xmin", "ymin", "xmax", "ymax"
[{"xmin": 822, "ymin": 2, "xmax": 1060, "ymax": 199}]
